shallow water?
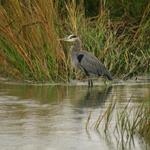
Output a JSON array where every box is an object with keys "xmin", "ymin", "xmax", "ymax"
[{"xmin": 0, "ymin": 81, "xmax": 150, "ymax": 150}]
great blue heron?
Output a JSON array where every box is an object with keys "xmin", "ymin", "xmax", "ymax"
[{"xmin": 60, "ymin": 34, "xmax": 113, "ymax": 87}]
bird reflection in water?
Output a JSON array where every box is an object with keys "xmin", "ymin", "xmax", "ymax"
[{"xmin": 77, "ymin": 86, "xmax": 112, "ymax": 108}]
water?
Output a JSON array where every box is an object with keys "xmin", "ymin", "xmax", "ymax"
[{"xmin": 0, "ymin": 81, "xmax": 150, "ymax": 150}]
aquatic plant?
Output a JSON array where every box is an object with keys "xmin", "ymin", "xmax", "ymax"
[
  {"xmin": 0, "ymin": 0, "xmax": 150, "ymax": 81},
  {"xmin": 86, "ymin": 98, "xmax": 150, "ymax": 148}
]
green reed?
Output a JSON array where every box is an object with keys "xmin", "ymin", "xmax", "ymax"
[
  {"xmin": 0, "ymin": 0, "xmax": 150, "ymax": 81},
  {"xmin": 0, "ymin": 0, "xmax": 66, "ymax": 81},
  {"xmin": 86, "ymin": 98, "xmax": 150, "ymax": 148}
]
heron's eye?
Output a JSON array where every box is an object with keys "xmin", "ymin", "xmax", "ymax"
[{"xmin": 70, "ymin": 35, "xmax": 77, "ymax": 39}]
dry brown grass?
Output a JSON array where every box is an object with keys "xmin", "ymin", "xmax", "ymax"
[{"xmin": 0, "ymin": 0, "xmax": 149, "ymax": 81}]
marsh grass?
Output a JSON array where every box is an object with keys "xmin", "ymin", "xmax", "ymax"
[
  {"xmin": 0, "ymin": 0, "xmax": 150, "ymax": 81},
  {"xmin": 86, "ymin": 98, "xmax": 150, "ymax": 148},
  {"xmin": 0, "ymin": 0, "xmax": 66, "ymax": 81}
]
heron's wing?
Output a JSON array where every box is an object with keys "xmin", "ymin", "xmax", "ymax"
[{"xmin": 77, "ymin": 51, "xmax": 112, "ymax": 80}]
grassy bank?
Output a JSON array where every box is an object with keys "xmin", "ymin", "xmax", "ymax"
[{"xmin": 0, "ymin": 0, "xmax": 150, "ymax": 82}]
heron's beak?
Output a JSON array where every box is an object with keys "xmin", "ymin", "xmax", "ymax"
[
  {"xmin": 59, "ymin": 36, "xmax": 74, "ymax": 42},
  {"xmin": 58, "ymin": 37, "xmax": 68, "ymax": 41}
]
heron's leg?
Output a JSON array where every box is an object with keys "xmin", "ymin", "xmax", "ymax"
[
  {"xmin": 88, "ymin": 79, "xmax": 90, "ymax": 87},
  {"xmin": 88, "ymin": 79, "xmax": 93, "ymax": 88},
  {"xmin": 90, "ymin": 79, "xmax": 93, "ymax": 87}
]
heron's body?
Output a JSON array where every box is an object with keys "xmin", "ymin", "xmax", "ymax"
[
  {"xmin": 61, "ymin": 35, "xmax": 112, "ymax": 87},
  {"xmin": 72, "ymin": 50, "xmax": 112, "ymax": 78}
]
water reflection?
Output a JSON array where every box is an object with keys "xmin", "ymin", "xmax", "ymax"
[
  {"xmin": 76, "ymin": 86, "xmax": 112, "ymax": 108},
  {"xmin": 0, "ymin": 83, "xmax": 150, "ymax": 105},
  {"xmin": 0, "ymin": 83, "xmax": 112, "ymax": 107},
  {"xmin": 0, "ymin": 82, "xmax": 150, "ymax": 150},
  {"xmin": 0, "ymin": 84, "xmax": 66, "ymax": 104}
]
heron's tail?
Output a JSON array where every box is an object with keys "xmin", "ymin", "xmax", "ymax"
[{"xmin": 105, "ymin": 70, "xmax": 113, "ymax": 80}]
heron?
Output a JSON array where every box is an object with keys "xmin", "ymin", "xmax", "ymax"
[{"xmin": 60, "ymin": 34, "xmax": 113, "ymax": 87}]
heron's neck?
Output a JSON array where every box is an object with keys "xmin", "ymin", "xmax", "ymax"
[{"xmin": 72, "ymin": 38, "xmax": 82, "ymax": 52}]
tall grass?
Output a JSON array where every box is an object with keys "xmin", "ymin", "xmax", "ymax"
[
  {"xmin": 0, "ymin": 0, "xmax": 150, "ymax": 81},
  {"xmin": 60, "ymin": 0, "xmax": 150, "ymax": 80},
  {"xmin": 86, "ymin": 99, "xmax": 150, "ymax": 148},
  {"xmin": 0, "ymin": 0, "xmax": 66, "ymax": 81}
]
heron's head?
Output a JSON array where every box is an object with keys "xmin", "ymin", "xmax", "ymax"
[{"xmin": 60, "ymin": 34, "xmax": 79, "ymax": 42}]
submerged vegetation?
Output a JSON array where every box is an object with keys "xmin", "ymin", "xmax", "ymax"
[
  {"xmin": 86, "ymin": 98, "xmax": 150, "ymax": 149},
  {"xmin": 0, "ymin": 0, "xmax": 150, "ymax": 81}
]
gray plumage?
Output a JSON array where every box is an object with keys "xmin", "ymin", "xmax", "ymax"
[{"xmin": 61, "ymin": 34, "xmax": 112, "ymax": 86}]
